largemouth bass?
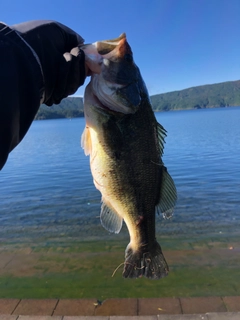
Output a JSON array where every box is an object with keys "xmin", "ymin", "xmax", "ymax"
[{"xmin": 81, "ymin": 34, "xmax": 177, "ymax": 279}]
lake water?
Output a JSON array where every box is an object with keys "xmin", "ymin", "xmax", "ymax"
[{"xmin": 1, "ymin": 107, "xmax": 240, "ymax": 246}]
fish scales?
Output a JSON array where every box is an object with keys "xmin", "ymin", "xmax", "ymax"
[{"xmin": 81, "ymin": 33, "xmax": 177, "ymax": 279}]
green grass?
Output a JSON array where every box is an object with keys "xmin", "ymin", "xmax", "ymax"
[
  {"xmin": 1, "ymin": 267, "xmax": 240, "ymax": 299},
  {"xmin": 0, "ymin": 236, "xmax": 240, "ymax": 299}
]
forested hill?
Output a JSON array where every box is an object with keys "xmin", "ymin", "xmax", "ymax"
[
  {"xmin": 151, "ymin": 79, "xmax": 240, "ymax": 111},
  {"xmin": 36, "ymin": 79, "xmax": 240, "ymax": 119},
  {"xmin": 37, "ymin": 97, "xmax": 84, "ymax": 120}
]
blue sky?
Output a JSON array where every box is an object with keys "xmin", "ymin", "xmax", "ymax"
[{"xmin": 1, "ymin": 0, "xmax": 240, "ymax": 96}]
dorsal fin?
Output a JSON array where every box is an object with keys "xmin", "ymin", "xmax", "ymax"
[{"xmin": 157, "ymin": 123, "xmax": 167, "ymax": 157}]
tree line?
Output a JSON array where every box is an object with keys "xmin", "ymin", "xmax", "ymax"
[{"xmin": 36, "ymin": 79, "xmax": 240, "ymax": 120}]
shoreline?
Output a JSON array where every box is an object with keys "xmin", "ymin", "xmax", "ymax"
[{"xmin": 35, "ymin": 105, "xmax": 240, "ymax": 120}]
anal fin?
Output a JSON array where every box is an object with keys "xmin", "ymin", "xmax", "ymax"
[{"xmin": 100, "ymin": 201, "xmax": 123, "ymax": 234}]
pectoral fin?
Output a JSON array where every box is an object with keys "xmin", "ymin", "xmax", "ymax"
[
  {"xmin": 100, "ymin": 201, "xmax": 123, "ymax": 234},
  {"xmin": 81, "ymin": 126, "xmax": 92, "ymax": 156},
  {"xmin": 157, "ymin": 166, "xmax": 177, "ymax": 219}
]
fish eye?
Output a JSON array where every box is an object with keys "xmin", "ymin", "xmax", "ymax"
[{"xmin": 124, "ymin": 54, "xmax": 133, "ymax": 62}]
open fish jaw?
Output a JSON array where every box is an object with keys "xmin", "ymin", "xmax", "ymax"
[{"xmin": 82, "ymin": 33, "xmax": 142, "ymax": 114}]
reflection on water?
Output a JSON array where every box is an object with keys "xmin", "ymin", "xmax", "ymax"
[{"xmin": 1, "ymin": 107, "xmax": 240, "ymax": 245}]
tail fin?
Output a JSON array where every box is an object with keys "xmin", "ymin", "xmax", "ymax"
[{"xmin": 122, "ymin": 240, "xmax": 169, "ymax": 279}]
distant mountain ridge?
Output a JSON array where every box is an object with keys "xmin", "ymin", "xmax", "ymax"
[
  {"xmin": 151, "ymin": 79, "xmax": 240, "ymax": 111},
  {"xmin": 36, "ymin": 79, "xmax": 240, "ymax": 119}
]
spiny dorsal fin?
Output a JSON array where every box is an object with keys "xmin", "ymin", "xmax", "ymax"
[
  {"xmin": 157, "ymin": 123, "xmax": 167, "ymax": 157},
  {"xmin": 81, "ymin": 126, "xmax": 92, "ymax": 156},
  {"xmin": 100, "ymin": 201, "xmax": 123, "ymax": 234},
  {"xmin": 156, "ymin": 166, "xmax": 177, "ymax": 219}
]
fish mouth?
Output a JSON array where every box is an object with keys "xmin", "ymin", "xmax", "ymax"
[
  {"xmin": 81, "ymin": 33, "xmax": 135, "ymax": 79},
  {"xmin": 80, "ymin": 33, "xmax": 128, "ymax": 74},
  {"xmin": 83, "ymin": 33, "xmax": 141, "ymax": 114},
  {"xmin": 81, "ymin": 33, "xmax": 126, "ymax": 55},
  {"xmin": 96, "ymin": 33, "xmax": 127, "ymax": 55}
]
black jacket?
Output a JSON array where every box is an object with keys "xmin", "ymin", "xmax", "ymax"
[{"xmin": 0, "ymin": 20, "xmax": 85, "ymax": 170}]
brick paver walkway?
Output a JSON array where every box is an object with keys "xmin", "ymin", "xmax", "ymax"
[
  {"xmin": 2, "ymin": 314, "xmax": 240, "ymax": 320},
  {"xmin": 0, "ymin": 297, "xmax": 240, "ymax": 319}
]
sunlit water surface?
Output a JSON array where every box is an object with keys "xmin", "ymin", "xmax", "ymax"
[{"xmin": 1, "ymin": 107, "xmax": 240, "ymax": 245}]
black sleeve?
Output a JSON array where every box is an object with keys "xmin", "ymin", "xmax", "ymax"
[
  {"xmin": 0, "ymin": 20, "xmax": 85, "ymax": 170},
  {"xmin": 11, "ymin": 20, "xmax": 86, "ymax": 105},
  {"xmin": 11, "ymin": 20, "xmax": 84, "ymax": 50}
]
